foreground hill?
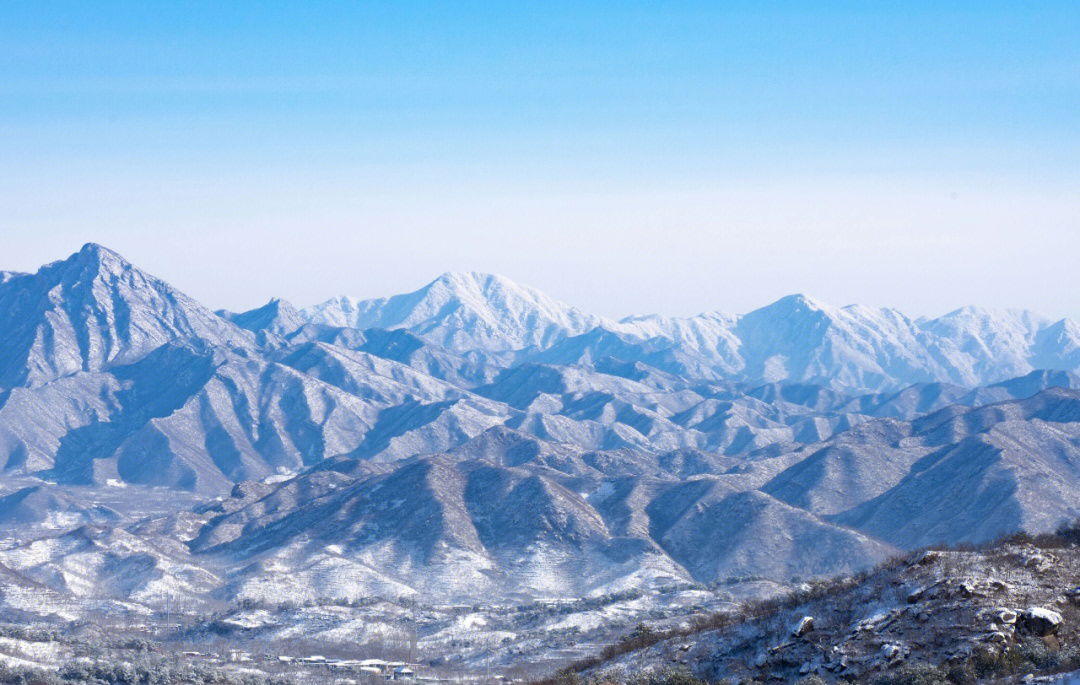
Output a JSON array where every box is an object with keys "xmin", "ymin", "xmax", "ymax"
[{"xmin": 554, "ymin": 530, "xmax": 1080, "ymax": 684}]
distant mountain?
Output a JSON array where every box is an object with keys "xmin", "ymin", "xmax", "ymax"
[
  {"xmin": 529, "ymin": 327, "xmax": 727, "ymax": 382},
  {"xmin": 0, "ymin": 248, "xmax": 522, "ymax": 491},
  {"xmin": 302, "ymin": 271, "xmax": 602, "ymax": 356},
  {"xmin": 613, "ymin": 296, "xmax": 1080, "ymax": 392},
  {"xmin": 185, "ymin": 450, "xmax": 894, "ymax": 600},
  {"xmin": 611, "ymin": 311, "xmax": 743, "ymax": 375},
  {"xmin": 732, "ymin": 296, "xmax": 946, "ymax": 390},
  {"xmin": 4, "ymin": 246, "xmax": 1080, "ymax": 495},
  {"xmin": 986, "ymin": 368, "xmax": 1080, "ymax": 399},
  {"xmin": 832, "ymin": 388, "xmax": 1080, "ymax": 548},
  {"xmin": 921, "ymin": 306, "xmax": 1058, "ymax": 382},
  {"xmin": 220, "ymin": 297, "xmax": 306, "ymax": 337},
  {"xmin": 285, "ymin": 324, "xmax": 498, "ymax": 387},
  {"xmin": 757, "ymin": 387, "xmax": 1080, "ymax": 548},
  {"xmin": 305, "ymin": 276, "xmax": 1080, "ymax": 393}
]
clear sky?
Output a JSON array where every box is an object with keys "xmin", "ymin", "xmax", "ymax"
[{"xmin": 2, "ymin": 2, "xmax": 1079, "ymax": 319}]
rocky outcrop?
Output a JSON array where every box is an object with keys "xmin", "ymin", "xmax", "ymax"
[{"xmin": 1019, "ymin": 607, "xmax": 1063, "ymax": 637}]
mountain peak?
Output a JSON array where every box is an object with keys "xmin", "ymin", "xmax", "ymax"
[
  {"xmin": 926, "ymin": 306, "xmax": 1053, "ymax": 345},
  {"xmin": 28, "ymin": 243, "xmax": 143, "ymax": 290},
  {"xmin": 72, "ymin": 242, "xmax": 130, "ymax": 274},
  {"xmin": 78, "ymin": 242, "xmax": 120, "ymax": 258},
  {"xmin": 426, "ymin": 271, "xmax": 541, "ymax": 299},
  {"xmin": 769, "ymin": 293, "xmax": 832, "ymax": 313},
  {"xmin": 433, "ymin": 270, "xmax": 506, "ymax": 285},
  {"xmin": 0, "ymin": 243, "xmax": 252, "ymax": 388},
  {"xmin": 223, "ymin": 298, "xmax": 305, "ymax": 336},
  {"xmin": 742, "ymin": 294, "xmax": 841, "ymax": 326},
  {"xmin": 419, "ymin": 271, "xmax": 574, "ymax": 316},
  {"xmin": 303, "ymin": 271, "xmax": 601, "ymax": 353}
]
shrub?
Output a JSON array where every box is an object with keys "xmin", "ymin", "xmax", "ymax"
[
  {"xmin": 626, "ymin": 667, "xmax": 707, "ymax": 685},
  {"xmin": 875, "ymin": 662, "xmax": 951, "ymax": 685}
]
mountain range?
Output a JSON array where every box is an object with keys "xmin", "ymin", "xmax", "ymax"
[
  {"xmin": 302, "ymin": 269, "xmax": 1080, "ymax": 393},
  {"xmin": 3, "ymin": 244, "xmax": 1080, "ymax": 610}
]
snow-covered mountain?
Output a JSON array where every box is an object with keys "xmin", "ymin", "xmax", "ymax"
[
  {"xmin": 219, "ymin": 297, "xmax": 306, "ymax": 337},
  {"xmin": 5, "ymin": 244, "xmax": 1080, "ymax": 626},
  {"xmin": 614, "ymin": 296, "xmax": 1080, "ymax": 392},
  {"xmin": 304, "ymin": 277, "xmax": 1080, "ymax": 393},
  {"xmin": 0, "ymin": 243, "xmax": 253, "ymax": 390},
  {"xmin": 303, "ymin": 271, "xmax": 603, "ymax": 356}
]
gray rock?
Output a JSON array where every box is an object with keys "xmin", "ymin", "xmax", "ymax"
[
  {"xmin": 987, "ymin": 631, "xmax": 1009, "ymax": 645},
  {"xmin": 792, "ymin": 616, "xmax": 815, "ymax": 638},
  {"xmin": 915, "ymin": 550, "xmax": 942, "ymax": 566},
  {"xmin": 1019, "ymin": 607, "xmax": 1063, "ymax": 637}
]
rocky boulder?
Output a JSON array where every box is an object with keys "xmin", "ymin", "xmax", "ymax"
[
  {"xmin": 1018, "ymin": 607, "xmax": 1063, "ymax": 637},
  {"xmin": 792, "ymin": 616, "xmax": 814, "ymax": 638}
]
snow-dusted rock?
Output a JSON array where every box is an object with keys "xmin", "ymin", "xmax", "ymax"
[
  {"xmin": 1019, "ymin": 607, "xmax": 1063, "ymax": 636},
  {"xmin": 881, "ymin": 642, "xmax": 904, "ymax": 661},
  {"xmin": 792, "ymin": 616, "xmax": 815, "ymax": 638}
]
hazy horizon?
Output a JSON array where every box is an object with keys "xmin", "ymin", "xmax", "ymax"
[
  {"xmin": 8, "ymin": 240, "xmax": 1080, "ymax": 325},
  {"xmin": 3, "ymin": 3, "xmax": 1079, "ymax": 320}
]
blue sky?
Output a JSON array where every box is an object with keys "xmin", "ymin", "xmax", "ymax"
[{"xmin": 2, "ymin": 2, "xmax": 1079, "ymax": 318}]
